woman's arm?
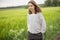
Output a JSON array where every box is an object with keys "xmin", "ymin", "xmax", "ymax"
[{"xmin": 39, "ymin": 13, "xmax": 46, "ymax": 33}]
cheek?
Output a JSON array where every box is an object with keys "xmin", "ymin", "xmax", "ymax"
[
  {"xmin": 28, "ymin": 7, "xmax": 32, "ymax": 10},
  {"xmin": 33, "ymin": 6, "xmax": 35, "ymax": 9}
]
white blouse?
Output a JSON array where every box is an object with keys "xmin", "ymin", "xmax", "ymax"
[{"xmin": 27, "ymin": 13, "xmax": 46, "ymax": 34}]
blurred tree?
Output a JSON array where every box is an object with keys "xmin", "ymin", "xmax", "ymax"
[
  {"xmin": 52, "ymin": 0, "xmax": 58, "ymax": 6},
  {"xmin": 57, "ymin": 0, "xmax": 60, "ymax": 6},
  {"xmin": 45, "ymin": 0, "xmax": 52, "ymax": 6},
  {"xmin": 45, "ymin": 0, "xmax": 60, "ymax": 6}
]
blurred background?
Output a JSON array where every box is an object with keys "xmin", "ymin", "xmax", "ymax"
[
  {"xmin": 0, "ymin": 0, "xmax": 60, "ymax": 40},
  {"xmin": 0, "ymin": 0, "xmax": 44, "ymax": 8}
]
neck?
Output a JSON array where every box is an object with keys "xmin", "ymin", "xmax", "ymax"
[{"xmin": 32, "ymin": 10, "xmax": 35, "ymax": 14}]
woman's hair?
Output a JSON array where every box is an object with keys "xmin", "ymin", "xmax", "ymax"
[{"xmin": 28, "ymin": 0, "xmax": 42, "ymax": 14}]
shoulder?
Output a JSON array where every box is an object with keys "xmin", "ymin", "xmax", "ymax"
[
  {"xmin": 37, "ymin": 12, "xmax": 44, "ymax": 19},
  {"xmin": 37, "ymin": 12, "xmax": 43, "ymax": 16}
]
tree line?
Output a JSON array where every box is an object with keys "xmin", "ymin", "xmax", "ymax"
[{"xmin": 45, "ymin": 0, "xmax": 60, "ymax": 6}]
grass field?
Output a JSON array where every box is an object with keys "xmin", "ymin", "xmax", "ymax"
[{"xmin": 0, "ymin": 7, "xmax": 60, "ymax": 40}]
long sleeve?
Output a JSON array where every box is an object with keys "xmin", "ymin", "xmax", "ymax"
[
  {"xmin": 39, "ymin": 13, "xmax": 46, "ymax": 33},
  {"xmin": 27, "ymin": 13, "xmax": 46, "ymax": 34}
]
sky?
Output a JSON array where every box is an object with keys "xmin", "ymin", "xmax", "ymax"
[{"xmin": 0, "ymin": 0, "xmax": 45, "ymax": 8}]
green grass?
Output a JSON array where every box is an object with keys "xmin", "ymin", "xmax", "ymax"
[
  {"xmin": 0, "ymin": 7, "xmax": 60, "ymax": 40},
  {"xmin": 42, "ymin": 7, "xmax": 60, "ymax": 40}
]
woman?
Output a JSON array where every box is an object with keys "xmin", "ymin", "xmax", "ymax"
[{"xmin": 27, "ymin": 0, "xmax": 46, "ymax": 40}]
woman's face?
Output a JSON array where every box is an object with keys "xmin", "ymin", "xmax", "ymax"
[{"xmin": 28, "ymin": 3, "xmax": 35, "ymax": 12}]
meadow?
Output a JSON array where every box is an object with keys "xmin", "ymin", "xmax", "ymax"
[{"xmin": 0, "ymin": 7, "xmax": 60, "ymax": 40}]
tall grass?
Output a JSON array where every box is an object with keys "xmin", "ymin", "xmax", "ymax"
[{"xmin": 0, "ymin": 7, "xmax": 60, "ymax": 40}]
